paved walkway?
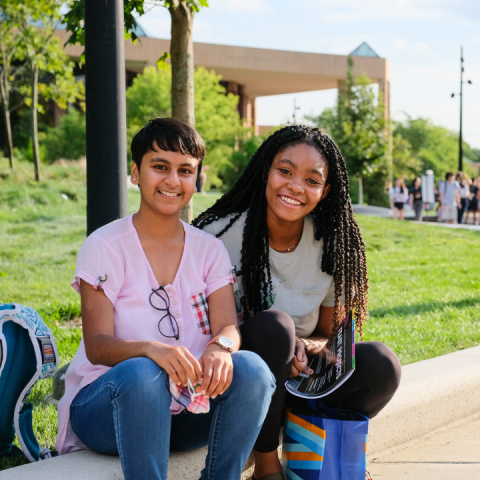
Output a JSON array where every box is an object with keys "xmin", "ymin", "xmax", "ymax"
[
  {"xmin": 368, "ymin": 414, "xmax": 480, "ymax": 479},
  {"xmin": 353, "ymin": 204, "xmax": 480, "ymax": 231}
]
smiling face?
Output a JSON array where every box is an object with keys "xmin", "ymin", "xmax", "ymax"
[
  {"xmin": 265, "ymin": 143, "xmax": 330, "ymax": 224},
  {"xmin": 131, "ymin": 145, "xmax": 199, "ymax": 217}
]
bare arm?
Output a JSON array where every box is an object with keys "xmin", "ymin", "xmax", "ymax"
[
  {"xmin": 80, "ymin": 279, "xmax": 202, "ymax": 386},
  {"xmin": 199, "ymin": 284, "xmax": 240, "ymax": 398}
]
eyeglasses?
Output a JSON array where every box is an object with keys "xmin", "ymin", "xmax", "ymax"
[{"xmin": 149, "ymin": 286, "xmax": 180, "ymax": 340}]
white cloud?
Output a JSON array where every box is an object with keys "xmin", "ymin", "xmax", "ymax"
[
  {"xmin": 209, "ymin": 0, "xmax": 271, "ymax": 14},
  {"xmin": 296, "ymin": 0, "xmax": 463, "ymax": 22},
  {"xmin": 392, "ymin": 37, "xmax": 409, "ymax": 49},
  {"xmin": 416, "ymin": 42, "xmax": 431, "ymax": 53}
]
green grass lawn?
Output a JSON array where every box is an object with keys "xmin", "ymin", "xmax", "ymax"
[{"xmin": 0, "ymin": 159, "xmax": 479, "ymax": 469}]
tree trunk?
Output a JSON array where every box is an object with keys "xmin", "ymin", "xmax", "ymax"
[
  {"xmin": 358, "ymin": 174, "xmax": 363, "ymax": 205},
  {"xmin": 31, "ymin": 64, "xmax": 41, "ymax": 181},
  {"xmin": 0, "ymin": 56, "xmax": 14, "ymax": 169},
  {"xmin": 2, "ymin": 101, "xmax": 14, "ymax": 169},
  {"xmin": 169, "ymin": 1, "xmax": 195, "ymax": 223}
]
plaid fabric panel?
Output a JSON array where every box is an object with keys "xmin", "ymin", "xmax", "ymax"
[{"xmin": 191, "ymin": 292, "xmax": 210, "ymax": 335}]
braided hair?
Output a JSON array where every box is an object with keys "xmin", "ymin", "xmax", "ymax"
[{"xmin": 193, "ymin": 125, "xmax": 369, "ymax": 338}]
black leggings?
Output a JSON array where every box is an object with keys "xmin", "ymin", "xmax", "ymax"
[{"xmin": 240, "ymin": 310, "xmax": 401, "ymax": 453}]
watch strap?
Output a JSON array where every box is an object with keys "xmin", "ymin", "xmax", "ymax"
[{"xmin": 207, "ymin": 336, "xmax": 233, "ymax": 353}]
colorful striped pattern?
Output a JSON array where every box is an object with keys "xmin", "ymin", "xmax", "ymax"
[{"xmin": 283, "ymin": 410, "xmax": 326, "ymax": 478}]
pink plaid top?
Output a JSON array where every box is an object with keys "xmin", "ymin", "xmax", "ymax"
[{"xmin": 56, "ymin": 214, "xmax": 234, "ymax": 454}]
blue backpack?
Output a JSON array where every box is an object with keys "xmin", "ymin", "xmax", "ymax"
[{"xmin": 0, "ymin": 304, "xmax": 59, "ymax": 461}]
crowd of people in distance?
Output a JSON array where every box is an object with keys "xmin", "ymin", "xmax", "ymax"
[{"xmin": 389, "ymin": 172, "xmax": 480, "ymax": 224}]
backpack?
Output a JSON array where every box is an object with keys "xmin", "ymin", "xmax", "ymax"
[{"xmin": 0, "ymin": 303, "xmax": 59, "ymax": 461}]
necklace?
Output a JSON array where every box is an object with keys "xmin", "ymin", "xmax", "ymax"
[{"xmin": 285, "ymin": 244, "xmax": 298, "ymax": 252}]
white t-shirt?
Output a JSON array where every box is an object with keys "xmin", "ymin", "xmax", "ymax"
[{"xmin": 203, "ymin": 212, "xmax": 341, "ymax": 338}]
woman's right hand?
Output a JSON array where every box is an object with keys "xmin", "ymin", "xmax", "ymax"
[
  {"xmin": 146, "ymin": 342, "xmax": 203, "ymax": 387},
  {"xmin": 290, "ymin": 338, "xmax": 314, "ymax": 379}
]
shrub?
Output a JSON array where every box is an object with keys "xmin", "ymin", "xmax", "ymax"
[{"xmin": 43, "ymin": 109, "xmax": 86, "ymax": 163}]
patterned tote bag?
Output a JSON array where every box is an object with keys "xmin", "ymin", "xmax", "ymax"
[{"xmin": 283, "ymin": 402, "xmax": 369, "ymax": 480}]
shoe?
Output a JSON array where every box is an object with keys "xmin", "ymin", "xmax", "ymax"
[{"xmin": 366, "ymin": 469, "xmax": 373, "ymax": 480}]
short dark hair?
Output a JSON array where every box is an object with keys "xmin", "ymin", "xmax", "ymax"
[
  {"xmin": 131, "ymin": 118, "xmax": 206, "ymax": 170},
  {"xmin": 446, "ymin": 171, "xmax": 454, "ymax": 181}
]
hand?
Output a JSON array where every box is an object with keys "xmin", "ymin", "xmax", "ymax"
[
  {"xmin": 199, "ymin": 344, "xmax": 233, "ymax": 399},
  {"xmin": 290, "ymin": 338, "xmax": 314, "ymax": 379},
  {"xmin": 146, "ymin": 343, "xmax": 202, "ymax": 387}
]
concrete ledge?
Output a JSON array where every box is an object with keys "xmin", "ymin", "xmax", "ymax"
[
  {"xmin": 2, "ymin": 345, "xmax": 480, "ymax": 479},
  {"xmin": 367, "ymin": 345, "xmax": 480, "ymax": 455}
]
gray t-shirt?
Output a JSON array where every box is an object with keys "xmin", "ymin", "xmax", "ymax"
[
  {"xmin": 203, "ymin": 212, "xmax": 338, "ymax": 338},
  {"xmin": 442, "ymin": 181, "xmax": 460, "ymax": 205}
]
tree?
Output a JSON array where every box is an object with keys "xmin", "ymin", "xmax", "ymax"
[
  {"xmin": 307, "ymin": 56, "xmax": 388, "ymax": 205},
  {"xmin": 393, "ymin": 117, "xmax": 476, "ymax": 181},
  {"xmin": 65, "ymin": 0, "xmax": 208, "ymax": 221},
  {"xmin": 126, "ymin": 65, "xmax": 243, "ymax": 187},
  {"xmin": 14, "ymin": 0, "xmax": 84, "ymax": 181},
  {"xmin": 0, "ymin": 0, "xmax": 29, "ymax": 169}
]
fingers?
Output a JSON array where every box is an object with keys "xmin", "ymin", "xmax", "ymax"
[
  {"xmin": 210, "ymin": 365, "xmax": 228, "ymax": 399},
  {"xmin": 290, "ymin": 364, "xmax": 301, "ymax": 378},
  {"xmin": 201, "ymin": 362, "xmax": 214, "ymax": 395},
  {"xmin": 200, "ymin": 353, "xmax": 234, "ymax": 399},
  {"xmin": 153, "ymin": 345, "xmax": 200, "ymax": 387},
  {"xmin": 292, "ymin": 354, "xmax": 313, "ymax": 377},
  {"xmin": 184, "ymin": 349, "xmax": 203, "ymax": 383},
  {"xmin": 212, "ymin": 360, "xmax": 233, "ymax": 398}
]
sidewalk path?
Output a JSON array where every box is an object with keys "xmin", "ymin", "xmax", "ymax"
[
  {"xmin": 353, "ymin": 204, "xmax": 480, "ymax": 231},
  {"xmin": 368, "ymin": 414, "xmax": 480, "ymax": 479}
]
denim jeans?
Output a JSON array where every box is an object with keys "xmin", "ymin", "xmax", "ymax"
[{"xmin": 70, "ymin": 352, "xmax": 275, "ymax": 480}]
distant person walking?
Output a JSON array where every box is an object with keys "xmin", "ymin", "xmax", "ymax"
[
  {"xmin": 409, "ymin": 177, "xmax": 423, "ymax": 221},
  {"xmin": 440, "ymin": 172, "xmax": 461, "ymax": 224},
  {"xmin": 465, "ymin": 177, "xmax": 480, "ymax": 225},
  {"xmin": 457, "ymin": 172, "xmax": 472, "ymax": 224},
  {"xmin": 390, "ymin": 179, "xmax": 409, "ymax": 220}
]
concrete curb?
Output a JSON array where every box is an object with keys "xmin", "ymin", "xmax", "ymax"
[
  {"xmin": 2, "ymin": 345, "xmax": 480, "ymax": 479},
  {"xmin": 367, "ymin": 345, "xmax": 480, "ymax": 455}
]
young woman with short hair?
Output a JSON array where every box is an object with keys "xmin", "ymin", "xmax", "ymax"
[{"xmin": 56, "ymin": 118, "xmax": 275, "ymax": 480}]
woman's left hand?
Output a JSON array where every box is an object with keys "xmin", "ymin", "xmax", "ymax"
[
  {"xmin": 199, "ymin": 344, "xmax": 234, "ymax": 399},
  {"xmin": 290, "ymin": 338, "xmax": 314, "ymax": 378}
]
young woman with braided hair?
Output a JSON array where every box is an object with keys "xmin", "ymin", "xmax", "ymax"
[{"xmin": 194, "ymin": 125, "xmax": 401, "ymax": 480}]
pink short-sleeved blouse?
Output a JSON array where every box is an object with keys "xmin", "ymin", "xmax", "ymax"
[{"xmin": 56, "ymin": 214, "xmax": 234, "ymax": 454}]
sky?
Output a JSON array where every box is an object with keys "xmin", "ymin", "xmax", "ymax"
[{"xmin": 138, "ymin": 0, "xmax": 480, "ymax": 149}]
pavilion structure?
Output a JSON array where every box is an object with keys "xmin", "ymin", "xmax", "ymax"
[{"xmin": 55, "ymin": 29, "xmax": 390, "ymax": 134}]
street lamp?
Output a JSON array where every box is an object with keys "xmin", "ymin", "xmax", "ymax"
[
  {"xmin": 451, "ymin": 46, "xmax": 473, "ymax": 172},
  {"xmin": 292, "ymin": 98, "xmax": 301, "ymax": 125}
]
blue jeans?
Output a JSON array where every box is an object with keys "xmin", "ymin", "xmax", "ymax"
[{"xmin": 70, "ymin": 352, "xmax": 275, "ymax": 480}]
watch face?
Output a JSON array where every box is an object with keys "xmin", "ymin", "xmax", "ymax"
[{"xmin": 218, "ymin": 336, "xmax": 234, "ymax": 349}]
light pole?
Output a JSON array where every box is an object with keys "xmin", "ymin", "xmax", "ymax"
[
  {"xmin": 85, "ymin": 0, "xmax": 128, "ymax": 235},
  {"xmin": 292, "ymin": 98, "xmax": 300, "ymax": 125},
  {"xmin": 451, "ymin": 46, "xmax": 472, "ymax": 172}
]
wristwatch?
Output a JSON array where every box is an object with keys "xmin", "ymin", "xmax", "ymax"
[{"xmin": 207, "ymin": 336, "xmax": 234, "ymax": 353}]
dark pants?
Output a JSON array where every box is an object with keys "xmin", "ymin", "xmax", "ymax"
[
  {"xmin": 240, "ymin": 310, "xmax": 401, "ymax": 453},
  {"xmin": 413, "ymin": 200, "xmax": 423, "ymax": 221},
  {"xmin": 458, "ymin": 198, "xmax": 469, "ymax": 224}
]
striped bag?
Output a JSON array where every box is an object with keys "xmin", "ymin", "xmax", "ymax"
[{"xmin": 282, "ymin": 403, "xmax": 369, "ymax": 480}]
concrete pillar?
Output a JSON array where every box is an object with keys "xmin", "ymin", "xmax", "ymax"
[
  {"xmin": 378, "ymin": 78, "xmax": 390, "ymax": 122},
  {"xmin": 244, "ymin": 95, "xmax": 257, "ymax": 132}
]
